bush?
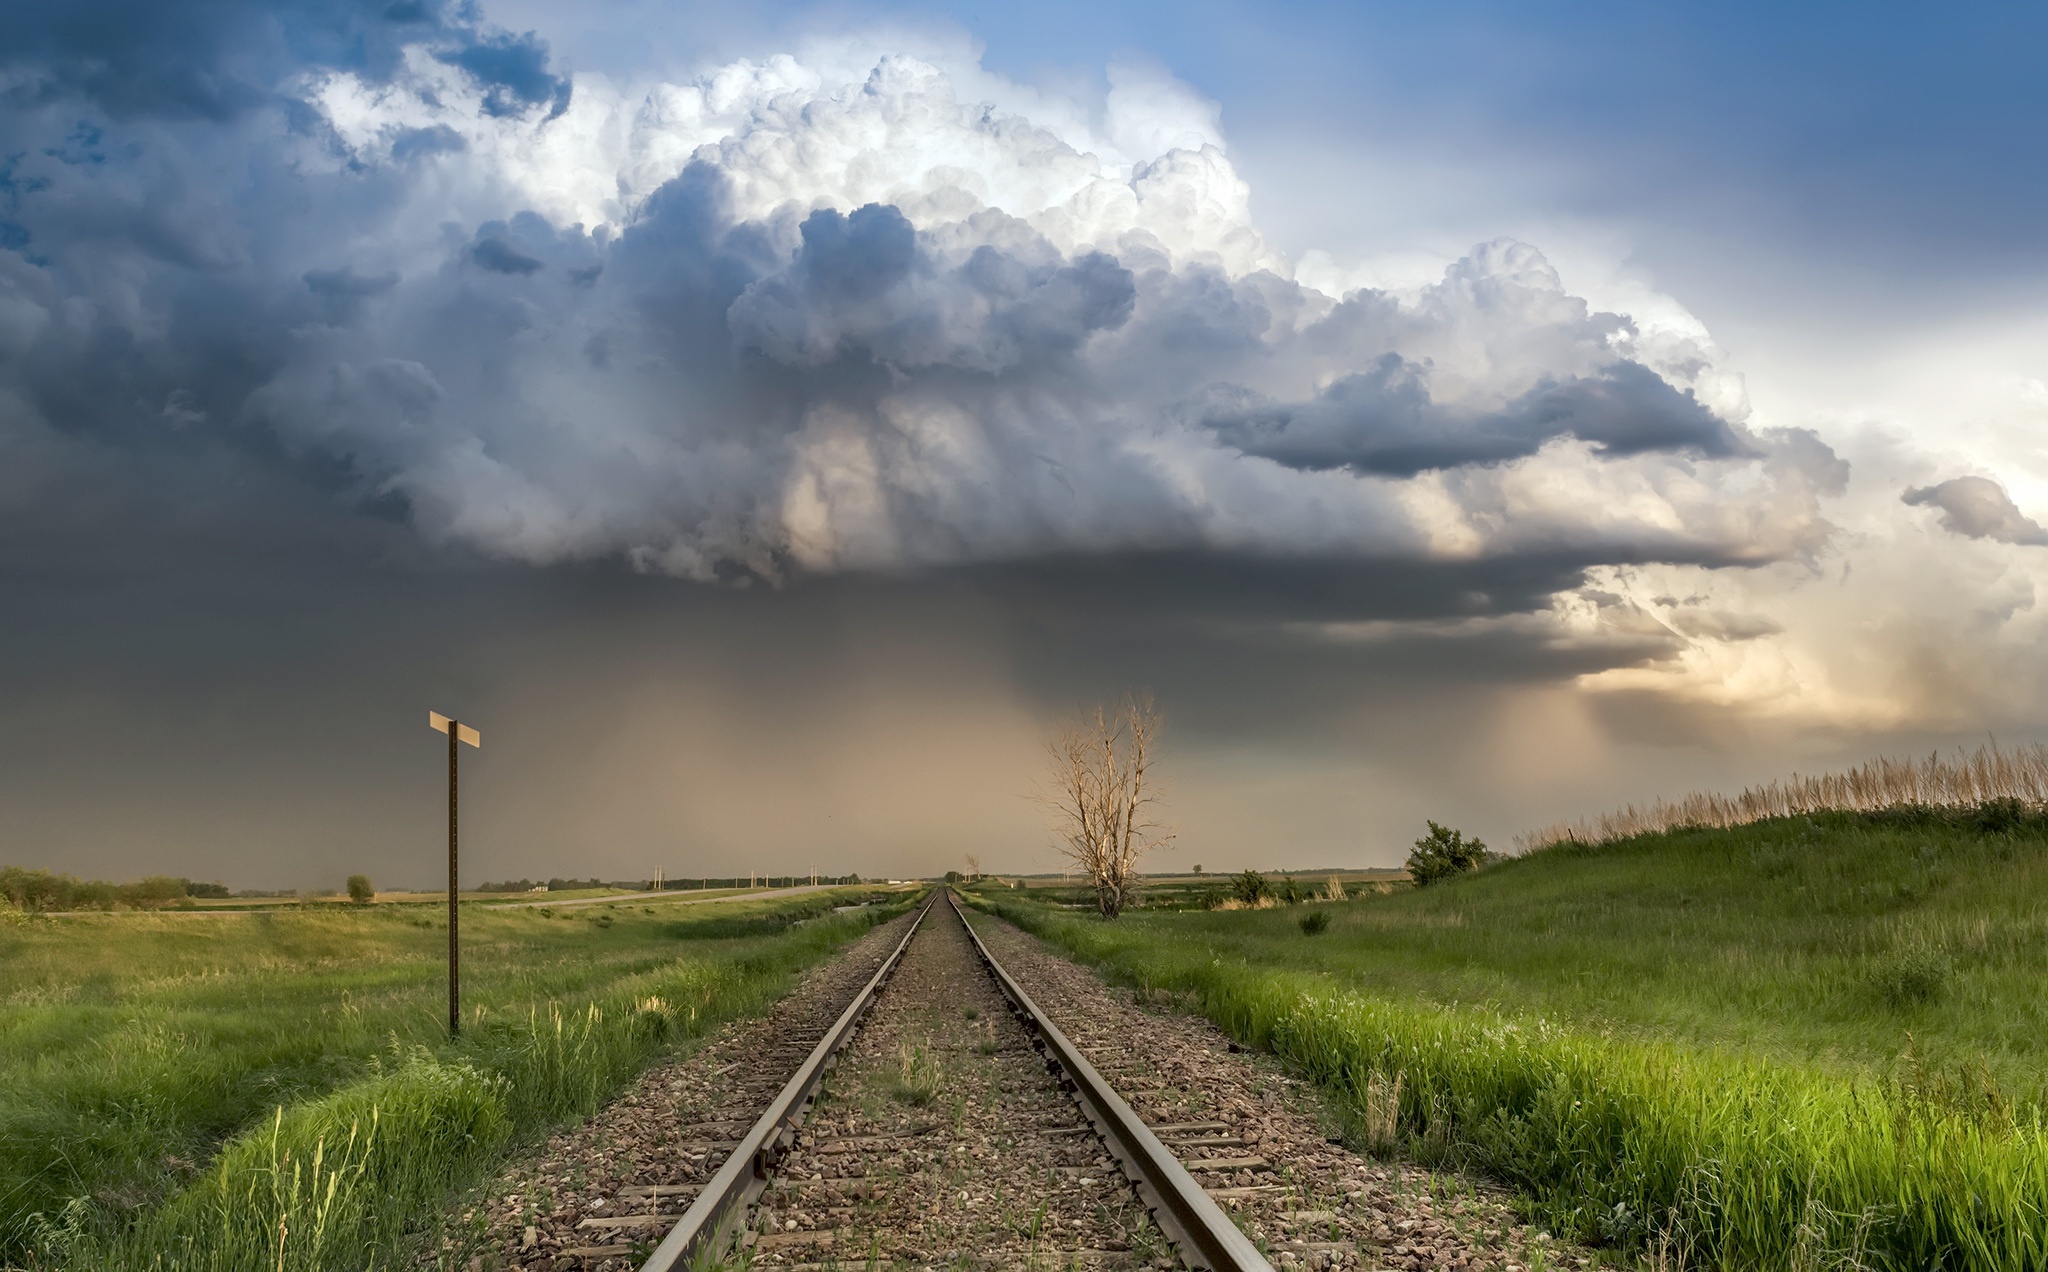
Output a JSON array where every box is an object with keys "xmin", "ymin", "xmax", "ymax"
[
  {"xmin": 1233, "ymin": 870, "xmax": 1272, "ymax": 905},
  {"xmin": 346, "ymin": 875, "xmax": 374, "ymax": 905},
  {"xmin": 1, "ymin": 867, "xmax": 114, "ymax": 912},
  {"xmin": 115, "ymin": 877, "xmax": 189, "ymax": 910},
  {"xmin": 1298, "ymin": 910, "xmax": 1330, "ymax": 936},
  {"xmin": 1406, "ymin": 821, "xmax": 1492, "ymax": 887},
  {"xmin": 1872, "ymin": 948, "xmax": 1954, "ymax": 1007}
]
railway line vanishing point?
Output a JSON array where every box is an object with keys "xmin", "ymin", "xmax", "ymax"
[{"xmin": 470, "ymin": 891, "xmax": 1572, "ymax": 1272}]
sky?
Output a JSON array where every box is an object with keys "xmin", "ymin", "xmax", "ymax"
[{"xmin": 3, "ymin": 1, "xmax": 2045, "ymax": 888}]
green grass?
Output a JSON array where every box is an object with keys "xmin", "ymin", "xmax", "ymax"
[
  {"xmin": 0, "ymin": 887, "xmax": 911, "ymax": 1268},
  {"xmin": 969, "ymin": 809, "xmax": 2048, "ymax": 1270}
]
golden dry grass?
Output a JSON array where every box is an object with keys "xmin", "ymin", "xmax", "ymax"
[{"xmin": 1517, "ymin": 742, "xmax": 2048, "ymax": 851}]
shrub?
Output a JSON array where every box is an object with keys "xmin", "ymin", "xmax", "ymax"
[
  {"xmin": 346, "ymin": 875, "xmax": 374, "ymax": 905},
  {"xmin": 1406, "ymin": 821, "xmax": 1492, "ymax": 887},
  {"xmin": 115, "ymin": 877, "xmax": 188, "ymax": 910},
  {"xmin": 1233, "ymin": 870, "xmax": 1272, "ymax": 905},
  {"xmin": 1977, "ymin": 797, "xmax": 2030, "ymax": 834},
  {"xmin": 1872, "ymin": 948, "xmax": 1954, "ymax": 1008},
  {"xmin": 1298, "ymin": 910, "xmax": 1330, "ymax": 936}
]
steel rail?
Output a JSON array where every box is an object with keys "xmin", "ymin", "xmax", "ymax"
[
  {"xmin": 947, "ymin": 890, "xmax": 1277, "ymax": 1272},
  {"xmin": 637, "ymin": 889, "xmax": 939, "ymax": 1272}
]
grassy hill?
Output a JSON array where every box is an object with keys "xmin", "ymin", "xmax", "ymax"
[
  {"xmin": 1163, "ymin": 806, "xmax": 2048, "ymax": 1104},
  {"xmin": 972, "ymin": 806, "xmax": 2048, "ymax": 1270}
]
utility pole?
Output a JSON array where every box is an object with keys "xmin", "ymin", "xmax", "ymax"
[{"xmin": 429, "ymin": 711, "xmax": 481, "ymax": 1037}]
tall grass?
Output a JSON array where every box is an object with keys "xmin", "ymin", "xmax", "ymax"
[
  {"xmin": 976, "ymin": 859, "xmax": 2048, "ymax": 1271},
  {"xmin": 1519, "ymin": 742, "xmax": 2048, "ymax": 850},
  {"xmin": 1, "ymin": 890, "xmax": 907, "ymax": 1269}
]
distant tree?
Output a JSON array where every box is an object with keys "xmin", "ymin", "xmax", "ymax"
[
  {"xmin": 1406, "ymin": 822, "xmax": 1493, "ymax": 887},
  {"xmin": 183, "ymin": 879, "xmax": 231, "ymax": 898},
  {"xmin": 944, "ymin": 870, "xmax": 963, "ymax": 884},
  {"xmin": 346, "ymin": 874, "xmax": 374, "ymax": 904},
  {"xmin": 1192, "ymin": 864, "xmax": 1202, "ymax": 874},
  {"xmin": 117, "ymin": 876, "xmax": 188, "ymax": 909},
  {"xmin": 1232, "ymin": 869, "xmax": 1271, "ymax": 905},
  {"xmin": 1040, "ymin": 694, "xmax": 1170, "ymax": 919},
  {"xmin": 478, "ymin": 878, "xmax": 539, "ymax": 893}
]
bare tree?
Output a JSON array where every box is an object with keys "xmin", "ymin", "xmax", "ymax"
[{"xmin": 1040, "ymin": 694, "xmax": 1170, "ymax": 918}]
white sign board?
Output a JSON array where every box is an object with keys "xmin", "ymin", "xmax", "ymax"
[{"xmin": 429, "ymin": 711, "xmax": 482, "ymax": 748}]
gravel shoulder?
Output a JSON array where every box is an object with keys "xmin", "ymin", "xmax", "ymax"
[{"xmin": 964, "ymin": 908, "xmax": 1593, "ymax": 1272}]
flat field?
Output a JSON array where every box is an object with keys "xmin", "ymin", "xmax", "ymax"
[
  {"xmin": 972, "ymin": 809, "xmax": 2048, "ymax": 1270},
  {"xmin": 0, "ymin": 885, "xmax": 909, "ymax": 1268}
]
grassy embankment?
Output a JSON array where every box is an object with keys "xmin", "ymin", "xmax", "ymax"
[
  {"xmin": 0, "ymin": 886, "xmax": 912, "ymax": 1269},
  {"xmin": 972, "ymin": 806, "xmax": 2048, "ymax": 1269}
]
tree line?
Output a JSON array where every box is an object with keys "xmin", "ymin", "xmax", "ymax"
[{"xmin": 0, "ymin": 866, "xmax": 231, "ymax": 912}]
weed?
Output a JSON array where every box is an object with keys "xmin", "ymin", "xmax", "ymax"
[
  {"xmin": 1297, "ymin": 910, "xmax": 1331, "ymax": 936},
  {"xmin": 1355, "ymin": 1070, "xmax": 1403, "ymax": 1157},
  {"xmin": 883, "ymin": 1040, "xmax": 944, "ymax": 1107}
]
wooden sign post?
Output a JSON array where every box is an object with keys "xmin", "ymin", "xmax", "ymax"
[{"xmin": 429, "ymin": 711, "xmax": 482, "ymax": 1037}]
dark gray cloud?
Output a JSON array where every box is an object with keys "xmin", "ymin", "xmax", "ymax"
[
  {"xmin": 0, "ymin": 29, "xmax": 1883, "ymax": 883},
  {"xmin": 0, "ymin": 0, "xmax": 564, "ymax": 121},
  {"xmin": 726, "ymin": 205, "xmax": 1137, "ymax": 373},
  {"xmin": 435, "ymin": 28, "xmax": 572, "ymax": 120},
  {"xmin": 1903, "ymin": 476, "xmax": 2048, "ymax": 546},
  {"xmin": 1197, "ymin": 356, "xmax": 1749, "ymax": 476},
  {"xmin": 469, "ymin": 236, "xmax": 545, "ymax": 275}
]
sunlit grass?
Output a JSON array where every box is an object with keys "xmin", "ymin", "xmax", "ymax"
[
  {"xmin": 0, "ymin": 887, "xmax": 908, "ymax": 1267},
  {"xmin": 971, "ymin": 811, "xmax": 2048, "ymax": 1270}
]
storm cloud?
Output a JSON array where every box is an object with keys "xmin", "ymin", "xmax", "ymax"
[
  {"xmin": 1198, "ymin": 356, "xmax": 1749, "ymax": 476},
  {"xmin": 12, "ymin": 9, "xmax": 1979, "ymax": 886},
  {"xmin": 0, "ymin": 37, "xmax": 1845, "ymax": 595},
  {"xmin": 1903, "ymin": 476, "xmax": 2048, "ymax": 546}
]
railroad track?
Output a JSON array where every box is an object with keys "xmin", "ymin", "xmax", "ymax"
[{"xmin": 631, "ymin": 889, "xmax": 1275, "ymax": 1272}]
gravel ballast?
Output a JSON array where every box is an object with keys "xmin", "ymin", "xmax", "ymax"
[{"xmin": 964, "ymin": 907, "xmax": 1590, "ymax": 1272}]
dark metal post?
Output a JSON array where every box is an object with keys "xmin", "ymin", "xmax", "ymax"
[{"xmin": 448, "ymin": 722, "xmax": 459, "ymax": 1038}]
